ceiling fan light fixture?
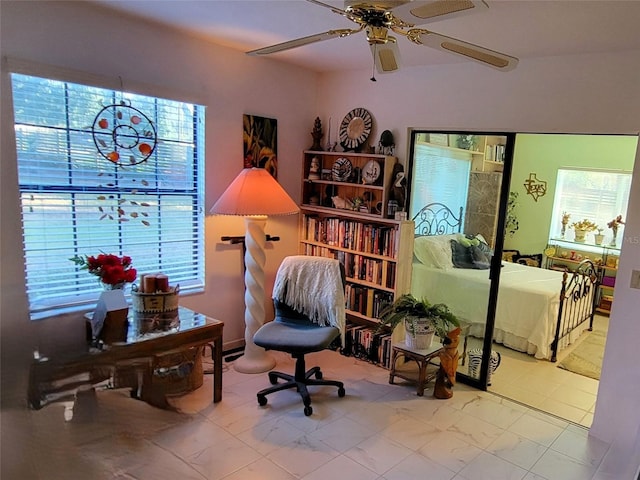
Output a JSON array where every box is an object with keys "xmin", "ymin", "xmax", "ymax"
[{"xmin": 365, "ymin": 25, "xmax": 390, "ymax": 44}]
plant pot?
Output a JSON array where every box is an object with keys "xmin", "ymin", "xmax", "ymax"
[
  {"xmin": 594, "ymin": 233, "xmax": 604, "ymax": 245},
  {"xmin": 574, "ymin": 228, "xmax": 587, "ymax": 243},
  {"xmin": 404, "ymin": 317, "xmax": 435, "ymax": 350}
]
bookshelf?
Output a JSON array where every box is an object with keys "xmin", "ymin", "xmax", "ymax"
[
  {"xmin": 299, "ymin": 151, "xmax": 415, "ymax": 368},
  {"xmin": 414, "ymin": 134, "xmax": 507, "ymax": 173}
]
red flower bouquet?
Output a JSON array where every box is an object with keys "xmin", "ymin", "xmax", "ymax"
[{"xmin": 71, "ymin": 253, "xmax": 137, "ymax": 286}]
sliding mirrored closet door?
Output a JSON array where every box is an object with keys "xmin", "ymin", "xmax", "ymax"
[{"xmin": 406, "ymin": 130, "xmax": 514, "ymax": 389}]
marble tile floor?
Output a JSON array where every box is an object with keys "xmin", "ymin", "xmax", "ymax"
[
  {"xmin": 3, "ymin": 346, "xmax": 615, "ymax": 480},
  {"xmin": 488, "ymin": 314, "xmax": 609, "ymax": 429}
]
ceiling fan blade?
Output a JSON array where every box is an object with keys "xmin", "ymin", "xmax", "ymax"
[
  {"xmin": 370, "ymin": 39, "xmax": 402, "ymax": 73},
  {"xmin": 392, "ymin": 0, "xmax": 488, "ymax": 26},
  {"xmin": 415, "ymin": 30, "xmax": 518, "ymax": 71},
  {"xmin": 305, "ymin": 0, "xmax": 350, "ymax": 16},
  {"xmin": 247, "ymin": 28, "xmax": 360, "ymax": 56}
]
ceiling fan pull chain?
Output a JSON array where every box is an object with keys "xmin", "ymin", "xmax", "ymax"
[{"xmin": 370, "ymin": 44, "xmax": 377, "ymax": 82}]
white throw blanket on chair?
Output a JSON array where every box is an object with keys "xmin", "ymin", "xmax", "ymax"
[{"xmin": 272, "ymin": 256, "xmax": 346, "ymax": 345}]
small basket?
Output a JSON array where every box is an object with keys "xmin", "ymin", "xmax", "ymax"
[
  {"xmin": 131, "ymin": 286, "xmax": 179, "ymax": 317},
  {"xmin": 152, "ymin": 347, "xmax": 204, "ymax": 395}
]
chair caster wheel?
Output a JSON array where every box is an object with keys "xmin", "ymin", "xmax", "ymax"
[
  {"xmin": 304, "ymin": 405, "xmax": 313, "ymax": 416},
  {"xmin": 338, "ymin": 387, "xmax": 346, "ymax": 397},
  {"xmin": 257, "ymin": 395, "xmax": 268, "ymax": 406},
  {"xmin": 315, "ymin": 371, "xmax": 323, "ymax": 380}
]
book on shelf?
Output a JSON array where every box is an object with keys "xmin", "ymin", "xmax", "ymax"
[
  {"xmin": 341, "ymin": 322, "xmax": 393, "ymax": 369},
  {"xmin": 303, "ymin": 215, "xmax": 398, "ymax": 258}
]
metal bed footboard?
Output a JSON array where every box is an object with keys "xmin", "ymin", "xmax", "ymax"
[{"xmin": 550, "ymin": 260, "xmax": 599, "ymax": 362}]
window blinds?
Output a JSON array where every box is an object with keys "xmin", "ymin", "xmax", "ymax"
[
  {"xmin": 409, "ymin": 142, "xmax": 472, "ymax": 224},
  {"xmin": 11, "ymin": 73, "xmax": 205, "ymax": 314},
  {"xmin": 549, "ymin": 168, "xmax": 631, "ymax": 241}
]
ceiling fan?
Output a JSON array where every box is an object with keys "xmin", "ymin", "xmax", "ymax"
[{"xmin": 247, "ymin": 0, "xmax": 518, "ymax": 74}]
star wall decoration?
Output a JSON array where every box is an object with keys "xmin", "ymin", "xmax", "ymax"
[{"xmin": 523, "ymin": 172, "xmax": 547, "ymax": 202}]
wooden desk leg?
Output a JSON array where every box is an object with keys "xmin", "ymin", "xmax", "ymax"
[
  {"xmin": 389, "ymin": 349, "xmax": 400, "ymax": 385},
  {"xmin": 416, "ymin": 358, "xmax": 428, "ymax": 397},
  {"xmin": 213, "ymin": 336, "xmax": 223, "ymax": 403}
]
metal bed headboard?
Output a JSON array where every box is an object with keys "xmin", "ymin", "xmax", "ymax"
[{"xmin": 412, "ymin": 202, "xmax": 463, "ymax": 236}]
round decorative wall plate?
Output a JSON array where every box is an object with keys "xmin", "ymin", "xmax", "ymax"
[
  {"xmin": 332, "ymin": 157, "xmax": 353, "ymax": 182},
  {"xmin": 543, "ymin": 246, "xmax": 556, "ymax": 258},
  {"xmin": 339, "ymin": 108, "xmax": 372, "ymax": 151},
  {"xmin": 362, "ymin": 159, "xmax": 381, "ymax": 184}
]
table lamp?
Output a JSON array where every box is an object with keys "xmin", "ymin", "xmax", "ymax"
[{"xmin": 210, "ymin": 168, "xmax": 299, "ymax": 373}]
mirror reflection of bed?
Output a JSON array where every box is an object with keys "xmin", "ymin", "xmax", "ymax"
[{"xmin": 411, "ymin": 199, "xmax": 597, "ymax": 359}]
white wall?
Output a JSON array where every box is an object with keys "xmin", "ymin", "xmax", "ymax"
[
  {"xmin": 316, "ymin": 53, "xmax": 640, "ymax": 476},
  {"xmin": 0, "ymin": 1, "xmax": 314, "ymax": 403}
]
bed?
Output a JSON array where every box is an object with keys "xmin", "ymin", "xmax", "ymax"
[{"xmin": 411, "ymin": 203, "xmax": 598, "ymax": 361}]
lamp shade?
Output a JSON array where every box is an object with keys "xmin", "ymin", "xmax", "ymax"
[{"xmin": 210, "ymin": 168, "xmax": 299, "ymax": 216}]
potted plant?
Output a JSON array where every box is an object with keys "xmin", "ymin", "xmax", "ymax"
[
  {"xmin": 594, "ymin": 227, "xmax": 605, "ymax": 245},
  {"xmin": 377, "ymin": 294, "xmax": 460, "ymax": 349},
  {"xmin": 570, "ymin": 218, "xmax": 598, "ymax": 243}
]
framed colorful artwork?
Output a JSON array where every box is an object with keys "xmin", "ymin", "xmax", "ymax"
[{"xmin": 243, "ymin": 114, "xmax": 278, "ymax": 178}]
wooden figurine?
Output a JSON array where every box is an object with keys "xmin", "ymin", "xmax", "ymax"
[
  {"xmin": 310, "ymin": 117, "xmax": 323, "ymax": 151},
  {"xmin": 434, "ymin": 327, "xmax": 461, "ymax": 399}
]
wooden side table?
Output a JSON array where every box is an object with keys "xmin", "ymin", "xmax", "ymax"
[{"xmin": 388, "ymin": 342, "xmax": 443, "ymax": 396}]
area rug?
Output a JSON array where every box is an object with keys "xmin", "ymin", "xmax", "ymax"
[{"xmin": 558, "ymin": 330, "xmax": 606, "ymax": 380}]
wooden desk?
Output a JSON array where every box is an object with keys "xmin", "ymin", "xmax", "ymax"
[
  {"xmin": 28, "ymin": 307, "xmax": 223, "ymax": 419},
  {"xmin": 388, "ymin": 342, "xmax": 443, "ymax": 396}
]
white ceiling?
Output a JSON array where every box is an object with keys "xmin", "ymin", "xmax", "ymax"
[{"xmin": 92, "ymin": 0, "xmax": 640, "ymax": 73}]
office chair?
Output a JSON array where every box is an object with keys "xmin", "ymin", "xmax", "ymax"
[{"xmin": 253, "ymin": 256, "xmax": 346, "ymax": 416}]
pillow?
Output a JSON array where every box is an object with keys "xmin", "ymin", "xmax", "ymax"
[
  {"xmin": 457, "ymin": 233, "xmax": 480, "ymax": 248},
  {"xmin": 470, "ymin": 245, "xmax": 491, "ymax": 269},
  {"xmin": 475, "ymin": 239, "xmax": 494, "ymax": 259},
  {"xmin": 517, "ymin": 253, "xmax": 543, "ymax": 268},
  {"xmin": 413, "ymin": 234, "xmax": 457, "ymax": 269},
  {"xmin": 450, "ymin": 240, "xmax": 476, "ymax": 269},
  {"xmin": 502, "ymin": 250, "xmax": 520, "ymax": 263}
]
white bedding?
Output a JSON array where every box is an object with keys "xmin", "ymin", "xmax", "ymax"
[{"xmin": 411, "ymin": 261, "xmax": 588, "ymax": 359}]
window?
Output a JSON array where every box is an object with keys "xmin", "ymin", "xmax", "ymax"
[
  {"xmin": 11, "ymin": 73, "xmax": 205, "ymax": 315},
  {"xmin": 409, "ymin": 141, "xmax": 471, "ymax": 225},
  {"xmin": 549, "ymin": 168, "xmax": 631, "ymax": 242}
]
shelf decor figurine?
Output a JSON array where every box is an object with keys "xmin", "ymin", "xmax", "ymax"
[
  {"xmin": 310, "ymin": 117, "xmax": 323, "ymax": 151},
  {"xmin": 607, "ymin": 215, "xmax": 625, "ymax": 246},
  {"xmin": 308, "ymin": 156, "xmax": 321, "ymax": 180},
  {"xmin": 561, "ymin": 211, "xmax": 570, "ymax": 238}
]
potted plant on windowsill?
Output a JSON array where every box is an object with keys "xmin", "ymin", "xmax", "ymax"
[
  {"xmin": 570, "ymin": 218, "xmax": 598, "ymax": 243},
  {"xmin": 377, "ymin": 294, "xmax": 460, "ymax": 350}
]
